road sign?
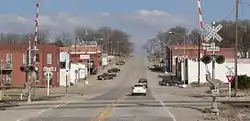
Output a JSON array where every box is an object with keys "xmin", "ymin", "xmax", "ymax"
[
  {"xmin": 80, "ymin": 55, "xmax": 90, "ymax": 60},
  {"xmin": 226, "ymin": 75, "xmax": 235, "ymax": 83},
  {"xmin": 43, "ymin": 66, "xmax": 56, "ymax": 72},
  {"xmin": 44, "ymin": 71, "xmax": 53, "ymax": 80},
  {"xmin": 204, "ymin": 24, "xmax": 223, "ymax": 42},
  {"xmin": 206, "ymin": 43, "xmax": 220, "ymax": 51},
  {"xmin": 226, "ymin": 66, "xmax": 235, "ymax": 83},
  {"xmin": 225, "ymin": 66, "xmax": 235, "ymax": 99}
]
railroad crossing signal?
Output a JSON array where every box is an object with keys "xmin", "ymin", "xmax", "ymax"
[
  {"xmin": 206, "ymin": 43, "xmax": 220, "ymax": 52},
  {"xmin": 204, "ymin": 24, "xmax": 223, "ymax": 42}
]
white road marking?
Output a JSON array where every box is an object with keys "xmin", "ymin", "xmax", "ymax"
[
  {"xmin": 16, "ymin": 99, "xmax": 75, "ymax": 121},
  {"xmin": 15, "ymin": 92, "xmax": 107, "ymax": 121},
  {"xmin": 151, "ymin": 90, "xmax": 177, "ymax": 121}
]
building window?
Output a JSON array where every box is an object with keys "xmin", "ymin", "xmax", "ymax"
[
  {"xmin": 36, "ymin": 52, "xmax": 40, "ymax": 63},
  {"xmin": 59, "ymin": 62, "xmax": 66, "ymax": 69},
  {"xmin": 6, "ymin": 53, "xmax": 12, "ymax": 64},
  {"xmin": 22, "ymin": 53, "xmax": 27, "ymax": 65},
  {"xmin": 36, "ymin": 71, "xmax": 39, "ymax": 80},
  {"xmin": 47, "ymin": 53, "xmax": 52, "ymax": 64}
]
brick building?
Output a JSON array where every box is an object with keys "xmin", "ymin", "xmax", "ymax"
[
  {"xmin": 169, "ymin": 44, "xmax": 234, "ymax": 59},
  {"xmin": 0, "ymin": 44, "xmax": 60, "ymax": 87},
  {"xmin": 60, "ymin": 45, "xmax": 102, "ymax": 69}
]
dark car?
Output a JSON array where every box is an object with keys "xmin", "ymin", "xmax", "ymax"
[
  {"xmin": 97, "ymin": 73, "xmax": 116, "ymax": 80},
  {"xmin": 108, "ymin": 68, "xmax": 121, "ymax": 73},
  {"xmin": 116, "ymin": 61, "xmax": 125, "ymax": 65},
  {"xmin": 138, "ymin": 78, "xmax": 148, "ymax": 88},
  {"xmin": 149, "ymin": 65, "xmax": 162, "ymax": 72},
  {"xmin": 158, "ymin": 80, "xmax": 168, "ymax": 86},
  {"xmin": 90, "ymin": 69, "xmax": 98, "ymax": 75},
  {"xmin": 159, "ymin": 79, "xmax": 183, "ymax": 86}
]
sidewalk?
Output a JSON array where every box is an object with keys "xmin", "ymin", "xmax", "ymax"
[
  {"xmin": 35, "ymin": 64, "xmax": 118, "ymax": 99},
  {"xmin": 1, "ymin": 64, "xmax": 118, "ymax": 102}
]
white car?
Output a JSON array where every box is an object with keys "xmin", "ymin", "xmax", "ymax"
[{"xmin": 131, "ymin": 84, "xmax": 147, "ymax": 96}]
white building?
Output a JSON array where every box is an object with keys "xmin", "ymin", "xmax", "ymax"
[
  {"xmin": 59, "ymin": 52, "xmax": 88, "ymax": 87},
  {"xmin": 179, "ymin": 59, "xmax": 250, "ymax": 84}
]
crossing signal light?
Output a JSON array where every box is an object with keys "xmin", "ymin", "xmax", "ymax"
[
  {"xmin": 29, "ymin": 66, "xmax": 35, "ymax": 71},
  {"xmin": 201, "ymin": 55, "xmax": 225, "ymax": 64},
  {"xmin": 201, "ymin": 55, "xmax": 212, "ymax": 64},
  {"xmin": 20, "ymin": 66, "xmax": 26, "ymax": 72},
  {"xmin": 20, "ymin": 65, "xmax": 37, "ymax": 72},
  {"xmin": 215, "ymin": 55, "xmax": 225, "ymax": 64}
]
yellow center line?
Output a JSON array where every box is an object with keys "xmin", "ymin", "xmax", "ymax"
[
  {"xmin": 97, "ymin": 94, "xmax": 127, "ymax": 121},
  {"xmin": 91, "ymin": 93, "xmax": 127, "ymax": 121}
]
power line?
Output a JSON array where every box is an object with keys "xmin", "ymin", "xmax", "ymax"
[
  {"xmin": 240, "ymin": 0, "xmax": 245, "ymax": 18},
  {"xmin": 224, "ymin": 7, "xmax": 236, "ymax": 20}
]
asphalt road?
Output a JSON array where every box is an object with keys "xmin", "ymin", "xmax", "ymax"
[{"xmin": 0, "ymin": 57, "xmax": 176, "ymax": 121}]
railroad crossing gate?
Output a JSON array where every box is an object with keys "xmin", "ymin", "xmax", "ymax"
[{"xmin": 204, "ymin": 24, "xmax": 223, "ymax": 42}]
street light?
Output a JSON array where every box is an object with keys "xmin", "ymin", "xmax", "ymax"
[
  {"xmin": 116, "ymin": 37, "xmax": 128, "ymax": 56},
  {"xmin": 0, "ymin": 60, "xmax": 3, "ymax": 87},
  {"xmin": 168, "ymin": 32, "xmax": 187, "ymax": 86},
  {"xmin": 168, "ymin": 32, "xmax": 186, "ymax": 57}
]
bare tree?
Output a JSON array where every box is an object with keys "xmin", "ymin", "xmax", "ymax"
[
  {"xmin": 96, "ymin": 27, "xmax": 113, "ymax": 53},
  {"xmin": 216, "ymin": 20, "xmax": 250, "ymax": 58},
  {"xmin": 95, "ymin": 27, "xmax": 133, "ymax": 55},
  {"xmin": 74, "ymin": 26, "xmax": 96, "ymax": 44},
  {"xmin": 0, "ymin": 33, "xmax": 24, "ymax": 44},
  {"xmin": 188, "ymin": 28, "xmax": 200, "ymax": 45},
  {"xmin": 167, "ymin": 26, "xmax": 188, "ymax": 44},
  {"xmin": 55, "ymin": 32, "xmax": 73, "ymax": 46},
  {"xmin": 0, "ymin": 29, "xmax": 51, "ymax": 44}
]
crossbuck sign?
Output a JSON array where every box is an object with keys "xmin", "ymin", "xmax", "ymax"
[{"xmin": 204, "ymin": 24, "xmax": 223, "ymax": 42}]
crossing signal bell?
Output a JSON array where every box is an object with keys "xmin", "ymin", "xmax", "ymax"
[
  {"xmin": 201, "ymin": 55, "xmax": 212, "ymax": 64},
  {"xmin": 215, "ymin": 55, "xmax": 225, "ymax": 64},
  {"xmin": 201, "ymin": 55, "xmax": 225, "ymax": 64},
  {"xmin": 20, "ymin": 65, "xmax": 38, "ymax": 72}
]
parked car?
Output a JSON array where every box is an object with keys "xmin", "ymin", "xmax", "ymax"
[
  {"xmin": 116, "ymin": 61, "xmax": 125, "ymax": 65},
  {"xmin": 107, "ymin": 68, "xmax": 120, "ymax": 73},
  {"xmin": 90, "ymin": 69, "xmax": 98, "ymax": 75},
  {"xmin": 131, "ymin": 84, "xmax": 147, "ymax": 96},
  {"xmin": 138, "ymin": 78, "xmax": 148, "ymax": 88},
  {"xmin": 149, "ymin": 65, "xmax": 162, "ymax": 72},
  {"xmin": 97, "ymin": 73, "xmax": 116, "ymax": 80},
  {"xmin": 159, "ymin": 79, "xmax": 183, "ymax": 86},
  {"xmin": 158, "ymin": 80, "xmax": 168, "ymax": 86}
]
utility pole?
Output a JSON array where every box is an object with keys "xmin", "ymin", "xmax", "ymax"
[
  {"xmin": 234, "ymin": 0, "xmax": 239, "ymax": 96},
  {"xmin": 75, "ymin": 37, "xmax": 77, "ymax": 62},
  {"xmin": 105, "ymin": 33, "xmax": 109, "ymax": 55},
  {"xmin": 211, "ymin": 21, "xmax": 216, "ymax": 80},
  {"xmin": 197, "ymin": 33, "xmax": 201, "ymax": 84}
]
